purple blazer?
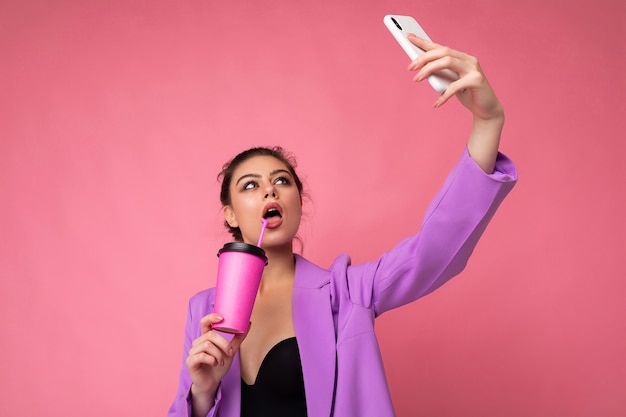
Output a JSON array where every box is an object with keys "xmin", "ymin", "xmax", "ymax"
[{"xmin": 169, "ymin": 149, "xmax": 517, "ymax": 417}]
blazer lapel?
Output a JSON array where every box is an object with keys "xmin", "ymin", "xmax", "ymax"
[{"xmin": 293, "ymin": 255, "xmax": 337, "ymax": 417}]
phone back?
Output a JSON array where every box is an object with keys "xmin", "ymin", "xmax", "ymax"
[{"xmin": 383, "ymin": 15, "xmax": 458, "ymax": 93}]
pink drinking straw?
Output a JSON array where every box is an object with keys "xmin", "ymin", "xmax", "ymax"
[{"xmin": 257, "ymin": 218, "xmax": 268, "ymax": 247}]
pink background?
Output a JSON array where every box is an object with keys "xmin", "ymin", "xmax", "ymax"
[{"xmin": 1, "ymin": 0, "xmax": 625, "ymax": 416}]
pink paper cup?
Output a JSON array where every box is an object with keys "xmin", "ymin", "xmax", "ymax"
[{"xmin": 213, "ymin": 242, "xmax": 268, "ymax": 334}]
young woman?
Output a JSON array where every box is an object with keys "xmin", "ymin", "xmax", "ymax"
[{"xmin": 169, "ymin": 35, "xmax": 517, "ymax": 417}]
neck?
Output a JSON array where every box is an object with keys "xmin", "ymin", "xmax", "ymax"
[{"xmin": 259, "ymin": 245, "xmax": 296, "ymax": 290}]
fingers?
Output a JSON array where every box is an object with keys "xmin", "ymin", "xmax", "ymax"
[
  {"xmin": 406, "ymin": 34, "xmax": 450, "ymax": 71},
  {"xmin": 433, "ymin": 69, "xmax": 485, "ymax": 107},
  {"xmin": 404, "ymin": 35, "xmax": 491, "ymax": 106},
  {"xmin": 433, "ymin": 81, "xmax": 467, "ymax": 108},
  {"xmin": 406, "ymin": 33, "xmax": 439, "ymax": 51},
  {"xmin": 200, "ymin": 313, "xmax": 224, "ymax": 334},
  {"xmin": 409, "ymin": 49, "xmax": 473, "ymax": 78},
  {"xmin": 406, "ymin": 33, "xmax": 476, "ymax": 75},
  {"xmin": 186, "ymin": 345, "xmax": 222, "ymax": 369},
  {"xmin": 189, "ymin": 319, "xmax": 250, "ymax": 368},
  {"xmin": 188, "ymin": 329, "xmax": 233, "ymax": 369}
]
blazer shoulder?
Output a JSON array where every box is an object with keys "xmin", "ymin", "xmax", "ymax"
[{"xmin": 188, "ymin": 288, "xmax": 216, "ymax": 317}]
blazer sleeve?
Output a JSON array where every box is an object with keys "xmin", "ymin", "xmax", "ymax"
[
  {"xmin": 168, "ymin": 290, "xmax": 222, "ymax": 417},
  {"xmin": 339, "ymin": 148, "xmax": 517, "ymax": 316}
]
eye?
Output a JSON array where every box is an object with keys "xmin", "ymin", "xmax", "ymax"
[
  {"xmin": 274, "ymin": 176, "xmax": 291, "ymax": 186},
  {"xmin": 242, "ymin": 181, "xmax": 258, "ymax": 191}
]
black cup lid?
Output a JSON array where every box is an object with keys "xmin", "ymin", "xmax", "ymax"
[{"xmin": 217, "ymin": 242, "xmax": 268, "ymax": 265}]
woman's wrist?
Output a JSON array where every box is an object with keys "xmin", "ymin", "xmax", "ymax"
[
  {"xmin": 468, "ymin": 112, "xmax": 505, "ymax": 174},
  {"xmin": 473, "ymin": 112, "xmax": 504, "ymax": 133}
]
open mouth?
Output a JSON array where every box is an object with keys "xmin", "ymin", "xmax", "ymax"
[
  {"xmin": 263, "ymin": 208, "xmax": 282, "ymax": 219},
  {"xmin": 262, "ymin": 204, "xmax": 283, "ymax": 220}
]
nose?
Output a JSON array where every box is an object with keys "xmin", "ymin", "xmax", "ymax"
[{"xmin": 264, "ymin": 184, "xmax": 277, "ymax": 199}]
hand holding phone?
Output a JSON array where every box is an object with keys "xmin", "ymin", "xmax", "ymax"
[{"xmin": 383, "ymin": 15, "xmax": 459, "ymax": 93}]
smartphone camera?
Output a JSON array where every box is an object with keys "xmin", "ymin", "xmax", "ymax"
[{"xmin": 391, "ymin": 17, "xmax": 402, "ymax": 30}]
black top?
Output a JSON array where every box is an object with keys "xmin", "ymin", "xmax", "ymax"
[{"xmin": 241, "ymin": 337, "xmax": 308, "ymax": 417}]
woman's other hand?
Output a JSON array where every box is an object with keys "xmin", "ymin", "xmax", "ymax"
[
  {"xmin": 406, "ymin": 34, "xmax": 503, "ymax": 120},
  {"xmin": 186, "ymin": 313, "xmax": 249, "ymax": 416}
]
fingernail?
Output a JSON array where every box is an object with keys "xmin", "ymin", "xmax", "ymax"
[
  {"xmin": 416, "ymin": 70, "xmax": 424, "ymax": 81},
  {"xmin": 229, "ymin": 348, "xmax": 234, "ymax": 356},
  {"xmin": 215, "ymin": 315, "xmax": 223, "ymax": 321},
  {"xmin": 220, "ymin": 359, "xmax": 225, "ymax": 366}
]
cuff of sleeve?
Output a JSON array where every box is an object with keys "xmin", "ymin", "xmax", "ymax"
[
  {"xmin": 463, "ymin": 146, "xmax": 518, "ymax": 182},
  {"xmin": 185, "ymin": 386, "xmax": 221, "ymax": 417}
]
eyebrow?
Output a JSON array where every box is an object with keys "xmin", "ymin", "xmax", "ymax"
[{"xmin": 235, "ymin": 169, "xmax": 292, "ymax": 186}]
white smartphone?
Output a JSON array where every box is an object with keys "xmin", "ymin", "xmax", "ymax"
[{"xmin": 383, "ymin": 14, "xmax": 459, "ymax": 93}]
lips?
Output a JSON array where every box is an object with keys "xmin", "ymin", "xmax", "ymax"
[{"xmin": 262, "ymin": 203, "xmax": 283, "ymax": 228}]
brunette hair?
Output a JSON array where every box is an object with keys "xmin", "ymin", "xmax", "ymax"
[{"xmin": 217, "ymin": 146, "xmax": 304, "ymax": 241}]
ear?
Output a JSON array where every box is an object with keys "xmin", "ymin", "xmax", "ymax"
[{"xmin": 223, "ymin": 205, "xmax": 238, "ymax": 228}]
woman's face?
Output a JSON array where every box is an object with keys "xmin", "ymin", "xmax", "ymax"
[{"xmin": 224, "ymin": 155, "xmax": 302, "ymax": 248}]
